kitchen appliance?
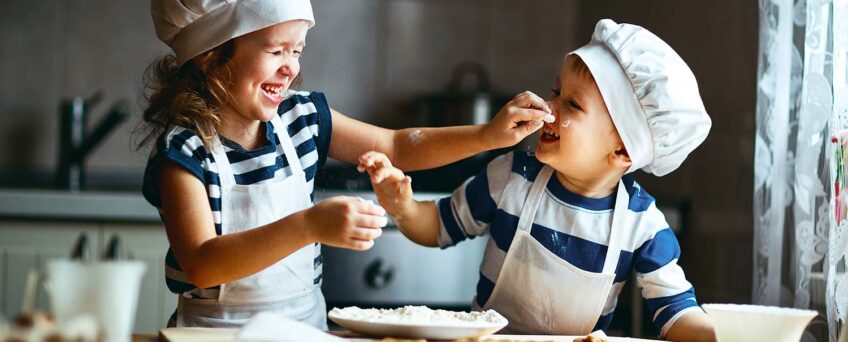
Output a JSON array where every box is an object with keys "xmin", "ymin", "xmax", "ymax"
[
  {"xmin": 317, "ymin": 190, "xmax": 488, "ymax": 311},
  {"xmin": 414, "ymin": 62, "xmax": 511, "ymax": 128}
]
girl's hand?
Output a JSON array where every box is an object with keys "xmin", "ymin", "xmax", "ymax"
[
  {"xmin": 304, "ymin": 196, "xmax": 387, "ymax": 250},
  {"xmin": 483, "ymin": 91, "xmax": 555, "ymax": 149},
  {"xmin": 358, "ymin": 151, "xmax": 415, "ymax": 216}
]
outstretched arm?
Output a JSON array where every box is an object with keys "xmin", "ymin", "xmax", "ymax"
[
  {"xmin": 329, "ymin": 91, "xmax": 553, "ymax": 171},
  {"xmin": 358, "ymin": 151, "xmax": 441, "ymax": 246},
  {"xmin": 159, "ymin": 161, "xmax": 387, "ymax": 289}
]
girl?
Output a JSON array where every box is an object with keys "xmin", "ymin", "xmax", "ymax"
[{"xmin": 140, "ymin": 0, "xmax": 553, "ymax": 329}]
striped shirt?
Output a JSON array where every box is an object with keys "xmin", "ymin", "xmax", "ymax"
[
  {"xmin": 436, "ymin": 151, "xmax": 699, "ymax": 335},
  {"xmin": 142, "ymin": 90, "xmax": 332, "ymax": 299}
]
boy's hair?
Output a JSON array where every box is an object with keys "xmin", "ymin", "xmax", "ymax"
[
  {"xmin": 570, "ymin": 55, "xmax": 595, "ymax": 82},
  {"xmin": 134, "ymin": 41, "xmax": 304, "ymax": 150}
]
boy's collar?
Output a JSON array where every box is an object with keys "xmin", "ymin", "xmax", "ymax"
[{"xmin": 545, "ymin": 174, "xmax": 635, "ymax": 211}]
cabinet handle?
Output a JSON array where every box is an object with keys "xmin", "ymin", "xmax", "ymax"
[
  {"xmin": 70, "ymin": 232, "xmax": 91, "ymax": 262},
  {"xmin": 103, "ymin": 234, "xmax": 121, "ymax": 260}
]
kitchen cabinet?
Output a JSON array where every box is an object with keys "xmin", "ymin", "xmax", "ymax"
[
  {"xmin": 0, "ymin": 219, "xmax": 174, "ymax": 333},
  {"xmin": 0, "ymin": 220, "xmax": 100, "ymax": 320},
  {"xmin": 102, "ymin": 223, "xmax": 175, "ymax": 333}
]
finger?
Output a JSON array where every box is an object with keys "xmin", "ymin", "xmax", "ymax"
[
  {"xmin": 357, "ymin": 160, "xmax": 371, "ymax": 172},
  {"xmin": 350, "ymin": 226, "xmax": 383, "ymax": 240},
  {"xmin": 358, "ymin": 151, "xmax": 380, "ymax": 165},
  {"xmin": 521, "ymin": 120, "xmax": 545, "ymax": 135},
  {"xmin": 513, "ymin": 91, "xmax": 551, "ymax": 113},
  {"xmin": 354, "ymin": 198, "xmax": 387, "ymax": 216},
  {"xmin": 357, "ymin": 152, "xmax": 378, "ymax": 171},
  {"xmin": 354, "ymin": 213, "xmax": 389, "ymax": 229},
  {"xmin": 370, "ymin": 155, "xmax": 393, "ymax": 170},
  {"xmin": 347, "ymin": 239, "xmax": 375, "ymax": 251},
  {"xmin": 397, "ymin": 176, "xmax": 413, "ymax": 197},
  {"xmin": 360, "ymin": 151, "xmax": 392, "ymax": 169},
  {"xmin": 372, "ymin": 167, "xmax": 405, "ymax": 184},
  {"xmin": 510, "ymin": 108, "xmax": 555, "ymax": 125}
]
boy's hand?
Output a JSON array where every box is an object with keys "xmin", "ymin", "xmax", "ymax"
[
  {"xmin": 358, "ymin": 151, "xmax": 415, "ymax": 216},
  {"xmin": 304, "ymin": 196, "xmax": 386, "ymax": 251},
  {"xmin": 483, "ymin": 91, "xmax": 555, "ymax": 149}
]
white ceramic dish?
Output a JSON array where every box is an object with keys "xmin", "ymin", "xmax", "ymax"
[
  {"xmin": 328, "ymin": 308, "xmax": 508, "ymax": 340},
  {"xmin": 702, "ymin": 303, "xmax": 818, "ymax": 342}
]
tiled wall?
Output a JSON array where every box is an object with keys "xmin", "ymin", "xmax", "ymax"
[{"xmin": 0, "ymin": 0, "xmax": 758, "ymax": 308}]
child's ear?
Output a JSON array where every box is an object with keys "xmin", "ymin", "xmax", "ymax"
[{"xmin": 610, "ymin": 145, "xmax": 632, "ymax": 169}]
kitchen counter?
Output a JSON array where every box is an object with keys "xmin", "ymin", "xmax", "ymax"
[
  {"xmin": 0, "ymin": 189, "xmax": 160, "ymax": 222},
  {"xmin": 137, "ymin": 328, "xmax": 662, "ymax": 341}
]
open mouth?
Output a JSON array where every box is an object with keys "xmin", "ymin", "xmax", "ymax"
[
  {"xmin": 260, "ymin": 83, "xmax": 285, "ymax": 103},
  {"xmin": 540, "ymin": 124, "xmax": 560, "ymax": 143}
]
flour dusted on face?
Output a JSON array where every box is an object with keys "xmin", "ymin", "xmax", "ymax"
[{"xmin": 330, "ymin": 306, "xmax": 506, "ymax": 326}]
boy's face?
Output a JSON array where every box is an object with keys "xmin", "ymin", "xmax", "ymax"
[
  {"xmin": 536, "ymin": 55, "xmax": 627, "ymax": 179},
  {"xmin": 222, "ymin": 20, "xmax": 309, "ymax": 125}
]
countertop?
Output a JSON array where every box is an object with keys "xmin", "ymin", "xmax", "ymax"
[
  {"xmin": 0, "ymin": 189, "xmax": 160, "ymax": 222},
  {"xmin": 135, "ymin": 328, "xmax": 661, "ymax": 341}
]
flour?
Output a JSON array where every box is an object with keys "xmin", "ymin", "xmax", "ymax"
[
  {"xmin": 407, "ymin": 130, "xmax": 424, "ymax": 145},
  {"xmin": 330, "ymin": 306, "xmax": 506, "ymax": 327}
]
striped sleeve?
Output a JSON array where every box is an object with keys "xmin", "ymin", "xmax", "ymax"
[
  {"xmin": 303, "ymin": 92, "xmax": 332, "ymax": 169},
  {"xmin": 634, "ymin": 225, "xmax": 701, "ymax": 336},
  {"xmin": 142, "ymin": 128, "xmax": 210, "ymax": 208},
  {"xmin": 436, "ymin": 152, "xmax": 513, "ymax": 248}
]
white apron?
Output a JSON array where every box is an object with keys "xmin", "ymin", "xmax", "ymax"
[
  {"xmin": 479, "ymin": 166, "xmax": 628, "ymax": 335},
  {"xmin": 176, "ymin": 115, "xmax": 326, "ymax": 329}
]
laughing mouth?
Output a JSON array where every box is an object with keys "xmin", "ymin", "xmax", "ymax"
[
  {"xmin": 260, "ymin": 83, "xmax": 284, "ymax": 99},
  {"xmin": 541, "ymin": 125, "xmax": 560, "ymax": 141}
]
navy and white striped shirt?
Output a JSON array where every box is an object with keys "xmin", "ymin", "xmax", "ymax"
[
  {"xmin": 436, "ymin": 151, "xmax": 699, "ymax": 335},
  {"xmin": 142, "ymin": 90, "xmax": 332, "ymax": 299}
]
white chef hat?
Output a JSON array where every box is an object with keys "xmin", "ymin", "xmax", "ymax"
[
  {"xmin": 570, "ymin": 19, "xmax": 711, "ymax": 177},
  {"xmin": 151, "ymin": 0, "xmax": 315, "ymax": 66}
]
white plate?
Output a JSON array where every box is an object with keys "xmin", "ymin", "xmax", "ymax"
[{"xmin": 328, "ymin": 309, "xmax": 508, "ymax": 340}]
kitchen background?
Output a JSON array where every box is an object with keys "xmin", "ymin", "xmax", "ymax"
[{"xmin": 0, "ymin": 0, "xmax": 758, "ymax": 338}]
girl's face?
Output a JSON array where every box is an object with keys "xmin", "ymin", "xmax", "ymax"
[
  {"xmin": 536, "ymin": 55, "xmax": 625, "ymax": 180},
  {"xmin": 222, "ymin": 20, "xmax": 309, "ymax": 125}
]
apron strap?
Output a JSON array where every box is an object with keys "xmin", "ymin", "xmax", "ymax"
[
  {"xmin": 516, "ymin": 166, "xmax": 555, "ymax": 233},
  {"xmin": 602, "ymin": 180, "xmax": 628, "ymax": 275},
  {"xmin": 514, "ymin": 165, "xmax": 627, "ymax": 275},
  {"xmin": 211, "ymin": 135, "xmax": 234, "ymax": 189},
  {"xmin": 269, "ymin": 114, "xmax": 305, "ymax": 176},
  {"xmin": 210, "ymin": 112, "xmax": 310, "ymax": 233},
  {"xmin": 212, "ymin": 112, "xmax": 305, "ymax": 187}
]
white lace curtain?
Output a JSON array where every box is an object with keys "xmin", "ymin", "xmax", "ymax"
[{"xmin": 753, "ymin": 0, "xmax": 847, "ymax": 341}]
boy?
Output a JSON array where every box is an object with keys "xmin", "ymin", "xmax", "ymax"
[{"xmin": 359, "ymin": 19, "xmax": 715, "ymax": 341}]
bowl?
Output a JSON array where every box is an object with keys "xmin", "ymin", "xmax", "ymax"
[{"xmin": 702, "ymin": 304, "xmax": 818, "ymax": 342}]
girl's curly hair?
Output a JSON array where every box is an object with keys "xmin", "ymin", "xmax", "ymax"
[{"xmin": 135, "ymin": 39, "xmax": 235, "ymax": 150}]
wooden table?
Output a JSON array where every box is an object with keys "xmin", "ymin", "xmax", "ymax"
[{"xmin": 139, "ymin": 328, "xmax": 661, "ymax": 341}]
